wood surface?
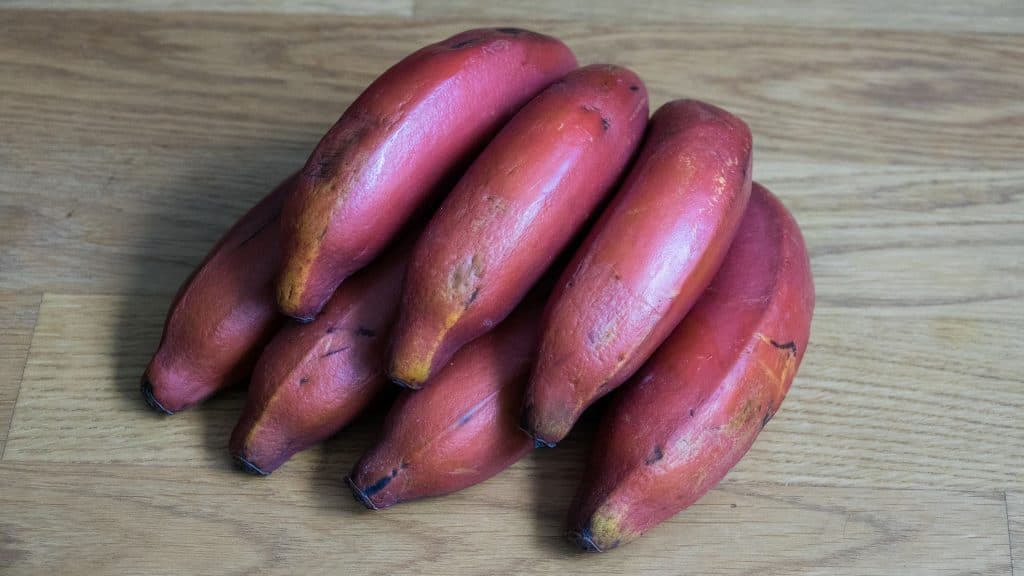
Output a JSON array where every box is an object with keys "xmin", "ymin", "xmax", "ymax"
[{"xmin": 1, "ymin": 3, "xmax": 1022, "ymax": 574}]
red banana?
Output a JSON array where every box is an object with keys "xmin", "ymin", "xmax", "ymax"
[
  {"xmin": 523, "ymin": 99, "xmax": 753, "ymax": 446},
  {"xmin": 347, "ymin": 305, "xmax": 538, "ymax": 509},
  {"xmin": 389, "ymin": 64, "xmax": 648, "ymax": 389},
  {"xmin": 141, "ymin": 174, "xmax": 296, "ymax": 414},
  {"xmin": 229, "ymin": 239, "xmax": 410, "ymax": 475},
  {"xmin": 568, "ymin": 183, "xmax": 815, "ymax": 551},
  {"xmin": 277, "ymin": 28, "xmax": 577, "ymax": 321}
]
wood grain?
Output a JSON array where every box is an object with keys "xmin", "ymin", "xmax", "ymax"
[
  {"xmin": 2, "ymin": 11, "xmax": 1023, "ymax": 295},
  {"xmin": 8, "ymin": 292, "xmax": 1023, "ymax": 492},
  {"xmin": 1011, "ymin": 492, "xmax": 1022, "ymax": 576},
  {"xmin": 3, "ymin": 293, "xmax": 322, "ymax": 467},
  {"xmin": 0, "ymin": 462, "xmax": 1012, "ymax": 575},
  {"xmin": 2, "ymin": 0, "xmax": 413, "ymax": 16},
  {"xmin": 5, "ymin": 0, "xmax": 1022, "ymax": 32},
  {"xmin": 414, "ymin": 0, "xmax": 1024, "ymax": 33},
  {"xmin": 0, "ymin": 294, "xmax": 40, "ymax": 455},
  {"xmin": 733, "ymin": 300, "xmax": 1023, "ymax": 490},
  {"xmin": 766, "ymin": 165, "xmax": 1024, "ymax": 309},
  {"xmin": 1, "ymin": 5, "xmax": 1021, "ymax": 572}
]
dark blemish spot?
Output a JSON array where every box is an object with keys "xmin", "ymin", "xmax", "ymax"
[
  {"xmin": 601, "ymin": 117, "xmax": 611, "ymax": 131},
  {"xmin": 451, "ymin": 39, "xmax": 476, "ymax": 49},
  {"xmin": 468, "ymin": 287, "xmax": 481, "ymax": 305},
  {"xmin": 239, "ymin": 213, "xmax": 279, "ymax": 247},
  {"xmin": 762, "ymin": 410, "xmax": 773, "ymax": 429},
  {"xmin": 496, "ymin": 27, "xmax": 524, "ymax": 35},
  {"xmin": 299, "ymin": 376, "xmax": 310, "ymax": 386},
  {"xmin": 326, "ymin": 326, "xmax": 337, "ymax": 334},
  {"xmin": 304, "ymin": 148, "xmax": 344, "ymax": 179},
  {"xmin": 305, "ymin": 158, "xmax": 330, "ymax": 179},
  {"xmin": 630, "ymin": 84, "xmax": 639, "ymax": 92},
  {"xmin": 689, "ymin": 408, "xmax": 695, "ymax": 417},
  {"xmin": 770, "ymin": 340, "xmax": 798, "ymax": 354},
  {"xmin": 400, "ymin": 461, "xmax": 409, "ymax": 470},
  {"xmin": 391, "ymin": 468, "xmax": 399, "ymax": 477},
  {"xmin": 581, "ymin": 104, "xmax": 597, "ymax": 113},
  {"xmin": 645, "ymin": 445, "xmax": 664, "ymax": 465},
  {"xmin": 320, "ymin": 346, "xmax": 350, "ymax": 358},
  {"xmin": 360, "ymin": 474, "xmax": 393, "ymax": 497},
  {"xmin": 356, "ymin": 327, "xmax": 376, "ymax": 338}
]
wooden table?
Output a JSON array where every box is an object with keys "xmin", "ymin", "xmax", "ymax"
[{"xmin": 1, "ymin": 2, "xmax": 1021, "ymax": 574}]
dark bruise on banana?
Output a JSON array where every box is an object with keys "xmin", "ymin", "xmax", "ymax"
[{"xmin": 447, "ymin": 253, "xmax": 485, "ymax": 311}]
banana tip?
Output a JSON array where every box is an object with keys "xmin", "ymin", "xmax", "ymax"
[
  {"xmin": 140, "ymin": 380, "xmax": 174, "ymax": 415},
  {"xmin": 284, "ymin": 311, "xmax": 316, "ymax": 323},
  {"xmin": 533, "ymin": 437, "xmax": 557, "ymax": 449},
  {"xmin": 234, "ymin": 455, "xmax": 269, "ymax": 476},
  {"xmin": 389, "ymin": 375, "xmax": 422, "ymax": 391},
  {"xmin": 518, "ymin": 410, "xmax": 557, "ymax": 448},
  {"xmin": 346, "ymin": 476, "xmax": 381, "ymax": 511},
  {"xmin": 568, "ymin": 527, "xmax": 603, "ymax": 552}
]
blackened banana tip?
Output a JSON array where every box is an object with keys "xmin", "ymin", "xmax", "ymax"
[
  {"xmin": 389, "ymin": 375, "xmax": 420, "ymax": 391},
  {"xmin": 517, "ymin": 414, "xmax": 556, "ymax": 448},
  {"xmin": 346, "ymin": 476, "xmax": 380, "ymax": 510},
  {"xmin": 568, "ymin": 528, "xmax": 603, "ymax": 552},
  {"xmin": 234, "ymin": 455, "xmax": 269, "ymax": 476},
  {"xmin": 141, "ymin": 380, "xmax": 174, "ymax": 415},
  {"xmin": 533, "ymin": 437, "xmax": 557, "ymax": 449}
]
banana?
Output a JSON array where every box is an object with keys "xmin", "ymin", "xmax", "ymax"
[{"xmin": 568, "ymin": 183, "xmax": 814, "ymax": 551}]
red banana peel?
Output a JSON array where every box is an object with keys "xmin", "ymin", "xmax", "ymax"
[
  {"xmin": 568, "ymin": 182, "xmax": 814, "ymax": 551},
  {"xmin": 524, "ymin": 100, "xmax": 753, "ymax": 445}
]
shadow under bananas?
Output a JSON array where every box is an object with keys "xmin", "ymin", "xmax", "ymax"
[
  {"xmin": 527, "ymin": 396, "xmax": 604, "ymax": 556},
  {"xmin": 113, "ymin": 136, "xmax": 312, "ymax": 469},
  {"xmin": 308, "ymin": 387, "xmax": 398, "ymax": 512}
]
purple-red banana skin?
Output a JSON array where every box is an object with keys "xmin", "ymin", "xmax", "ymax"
[
  {"xmin": 347, "ymin": 306, "xmax": 538, "ymax": 509},
  {"xmin": 277, "ymin": 28, "xmax": 577, "ymax": 321},
  {"xmin": 229, "ymin": 240, "xmax": 410, "ymax": 474},
  {"xmin": 523, "ymin": 99, "xmax": 754, "ymax": 445},
  {"xmin": 568, "ymin": 183, "xmax": 815, "ymax": 551},
  {"xmin": 141, "ymin": 174, "xmax": 297, "ymax": 414},
  {"xmin": 388, "ymin": 64, "xmax": 648, "ymax": 389}
]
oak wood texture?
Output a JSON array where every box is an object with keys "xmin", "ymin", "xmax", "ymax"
[
  {"xmin": 0, "ymin": 462, "xmax": 1012, "ymax": 575},
  {"xmin": 1010, "ymin": 492, "xmax": 1022, "ymax": 576},
  {"xmin": 414, "ymin": 0, "xmax": 1024, "ymax": 33},
  {"xmin": 3, "ymin": 0, "xmax": 413, "ymax": 16},
  {"xmin": 1, "ymin": 4, "xmax": 1021, "ymax": 574},
  {"xmin": 0, "ymin": 294, "xmax": 40, "ymax": 456}
]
